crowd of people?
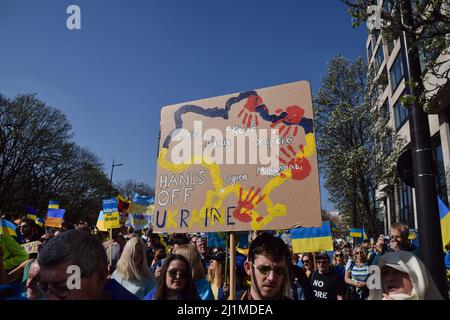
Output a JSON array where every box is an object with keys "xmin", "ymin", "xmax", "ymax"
[{"xmin": 1, "ymin": 214, "xmax": 449, "ymax": 300}]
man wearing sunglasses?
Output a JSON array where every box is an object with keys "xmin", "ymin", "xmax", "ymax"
[
  {"xmin": 242, "ymin": 232, "xmax": 292, "ymax": 300},
  {"xmin": 38, "ymin": 230, "xmax": 138, "ymax": 300},
  {"xmin": 310, "ymin": 252, "xmax": 344, "ymax": 300}
]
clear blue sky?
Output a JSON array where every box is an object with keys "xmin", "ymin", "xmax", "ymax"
[{"xmin": 0, "ymin": 0, "xmax": 367, "ymax": 211}]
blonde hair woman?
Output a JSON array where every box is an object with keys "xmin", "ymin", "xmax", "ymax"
[
  {"xmin": 173, "ymin": 244, "xmax": 214, "ymax": 300},
  {"xmin": 112, "ymin": 237, "xmax": 156, "ymax": 299},
  {"xmin": 207, "ymin": 250, "xmax": 226, "ymax": 300}
]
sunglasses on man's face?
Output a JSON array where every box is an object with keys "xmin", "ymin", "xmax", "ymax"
[
  {"xmin": 335, "ymin": 253, "xmax": 343, "ymax": 257},
  {"xmin": 316, "ymin": 260, "xmax": 329, "ymax": 265},
  {"xmin": 251, "ymin": 262, "xmax": 284, "ymax": 276},
  {"xmin": 167, "ymin": 269, "xmax": 188, "ymax": 280},
  {"xmin": 302, "ymin": 260, "xmax": 310, "ymax": 264}
]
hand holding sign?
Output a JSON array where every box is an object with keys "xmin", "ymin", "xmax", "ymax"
[{"xmin": 233, "ymin": 186, "xmax": 266, "ymax": 223}]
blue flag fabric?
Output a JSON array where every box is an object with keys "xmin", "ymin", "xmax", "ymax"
[
  {"xmin": 207, "ymin": 232, "xmax": 249, "ymax": 248},
  {"xmin": 132, "ymin": 193, "xmax": 154, "ymax": 206}
]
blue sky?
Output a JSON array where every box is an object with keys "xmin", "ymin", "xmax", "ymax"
[{"xmin": 0, "ymin": 0, "xmax": 367, "ymax": 211}]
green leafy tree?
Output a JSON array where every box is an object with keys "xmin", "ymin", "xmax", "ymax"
[{"xmin": 314, "ymin": 56, "xmax": 404, "ymax": 236}]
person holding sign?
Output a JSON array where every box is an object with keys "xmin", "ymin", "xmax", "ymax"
[{"xmin": 242, "ymin": 232, "xmax": 292, "ymax": 300}]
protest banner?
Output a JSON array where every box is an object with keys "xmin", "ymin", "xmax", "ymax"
[
  {"xmin": 21, "ymin": 241, "xmax": 40, "ymax": 254},
  {"xmin": 154, "ymin": 81, "xmax": 322, "ymax": 233},
  {"xmin": 102, "ymin": 198, "xmax": 121, "ymax": 229}
]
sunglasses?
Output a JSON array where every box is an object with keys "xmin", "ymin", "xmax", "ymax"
[
  {"xmin": 316, "ymin": 260, "xmax": 329, "ymax": 265},
  {"xmin": 355, "ymin": 251, "xmax": 364, "ymax": 255},
  {"xmin": 250, "ymin": 262, "xmax": 284, "ymax": 276},
  {"xmin": 334, "ymin": 253, "xmax": 343, "ymax": 257},
  {"xmin": 38, "ymin": 281, "xmax": 71, "ymax": 299},
  {"xmin": 167, "ymin": 269, "xmax": 188, "ymax": 280}
]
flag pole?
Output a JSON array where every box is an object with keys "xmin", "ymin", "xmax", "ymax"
[
  {"xmin": 109, "ymin": 228, "xmax": 113, "ymax": 270},
  {"xmin": 229, "ymin": 232, "xmax": 236, "ymax": 300}
]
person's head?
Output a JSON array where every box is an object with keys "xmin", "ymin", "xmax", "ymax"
[
  {"xmin": 26, "ymin": 261, "xmax": 44, "ymax": 300},
  {"xmin": 19, "ymin": 218, "xmax": 37, "ymax": 238},
  {"xmin": 195, "ymin": 237, "xmax": 208, "ymax": 256},
  {"xmin": 154, "ymin": 254, "xmax": 199, "ymax": 300},
  {"xmin": 390, "ymin": 222, "xmax": 410, "ymax": 250},
  {"xmin": 153, "ymin": 243, "xmax": 167, "ymax": 261},
  {"xmin": 291, "ymin": 252, "xmax": 299, "ymax": 266},
  {"xmin": 190, "ymin": 235, "xmax": 198, "ymax": 245},
  {"xmin": 333, "ymin": 250, "xmax": 344, "ymax": 266},
  {"xmin": 207, "ymin": 250, "xmax": 225, "ymax": 286},
  {"xmin": 315, "ymin": 252, "xmax": 331, "ymax": 274},
  {"xmin": 149, "ymin": 233, "xmax": 160, "ymax": 246},
  {"xmin": 343, "ymin": 247, "xmax": 352, "ymax": 260},
  {"xmin": 353, "ymin": 245, "xmax": 367, "ymax": 264},
  {"xmin": 37, "ymin": 230, "xmax": 108, "ymax": 300},
  {"xmin": 115, "ymin": 237, "xmax": 151, "ymax": 282},
  {"xmin": 369, "ymin": 251, "xmax": 443, "ymax": 300},
  {"xmin": 301, "ymin": 253, "xmax": 314, "ymax": 271},
  {"xmin": 38, "ymin": 233, "xmax": 54, "ymax": 253},
  {"xmin": 362, "ymin": 239, "xmax": 370, "ymax": 249},
  {"xmin": 171, "ymin": 234, "xmax": 190, "ymax": 252},
  {"xmin": 173, "ymin": 244, "xmax": 205, "ymax": 281},
  {"xmin": 244, "ymin": 232, "xmax": 291, "ymax": 300}
]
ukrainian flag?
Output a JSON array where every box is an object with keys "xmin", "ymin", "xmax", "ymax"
[
  {"xmin": 96, "ymin": 210, "xmax": 107, "ymax": 232},
  {"xmin": 438, "ymin": 197, "xmax": 450, "ymax": 250},
  {"xmin": 291, "ymin": 221, "xmax": 334, "ymax": 253},
  {"xmin": 350, "ymin": 228, "xmax": 363, "ymax": 238},
  {"xmin": 48, "ymin": 200, "xmax": 59, "ymax": 209},
  {"xmin": 1, "ymin": 219, "xmax": 17, "ymax": 237},
  {"xmin": 36, "ymin": 217, "xmax": 44, "ymax": 228},
  {"xmin": 25, "ymin": 206, "xmax": 37, "ymax": 221},
  {"xmin": 45, "ymin": 208, "xmax": 65, "ymax": 228}
]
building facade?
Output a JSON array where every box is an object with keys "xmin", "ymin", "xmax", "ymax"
[{"xmin": 366, "ymin": 0, "xmax": 450, "ymax": 234}]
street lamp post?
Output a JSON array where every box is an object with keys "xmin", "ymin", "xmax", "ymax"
[
  {"xmin": 108, "ymin": 158, "xmax": 123, "ymax": 198},
  {"xmin": 397, "ymin": 0, "xmax": 448, "ymax": 298}
]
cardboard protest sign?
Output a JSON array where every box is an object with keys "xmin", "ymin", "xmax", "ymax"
[
  {"xmin": 154, "ymin": 81, "xmax": 322, "ymax": 233},
  {"xmin": 102, "ymin": 198, "xmax": 121, "ymax": 229},
  {"xmin": 21, "ymin": 241, "xmax": 40, "ymax": 254}
]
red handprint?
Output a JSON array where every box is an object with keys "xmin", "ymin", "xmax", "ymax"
[
  {"xmin": 279, "ymin": 144, "xmax": 311, "ymax": 180},
  {"xmin": 233, "ymin": 186, "xmax": 266, "ymax": 223},
  {"xmin": 238, "ymin": 95, "xmax": 263, "ymax": 128},
  {"xmin": 270, "ymin": 105, "xmax": 305, "ymax": 138}
]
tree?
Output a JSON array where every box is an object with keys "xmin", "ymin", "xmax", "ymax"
[
  {"xmin": 115, "ymin": 180, "xmax": 154, "ymax": 200},
  {"xmin": 0, "ymin": 94, "xmax": 111, "ymax": 225},
  {"xmin": 341, "ymin": 0, "xmax": 450, "ymax": 112},
  {"xmin": 314, "ymin": 56, "xmax": 404, "ymax": 236}
]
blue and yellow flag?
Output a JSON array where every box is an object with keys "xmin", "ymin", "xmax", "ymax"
[
  {"xmin": 96, "ymin": 210, "xmax": 107, "ymax": 232},
  {"xmin": 350, "ymin": 228, "xmax": 363, "ymax": 238},
  {"xmin": 1, "ymin": 219, "xmax": 18, "ymax": 237},
  {"xmin": 45, "ymin": 208, "xmax": 65, "ymax": 228},
  {"xmin": 25, "ymin": 206, "xmax": 37, "ymax": 221},
  {"xmin": 207, "ymin": 232, "xmax": 249, "ymax": 249},
  {"xmin": 438, "ymin": 197, "xmax": 450, "ymax": 249},
  {"xmin": 291, "ymin": 221, "xmax": 334, "ymax": 253},
  {"xmin": 48, "ymin": 200, "xmax": 59, "ymax": 209},
  {"xmin": 36, "ymin": 217, "xmax": 44, "ymax": 228}
]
